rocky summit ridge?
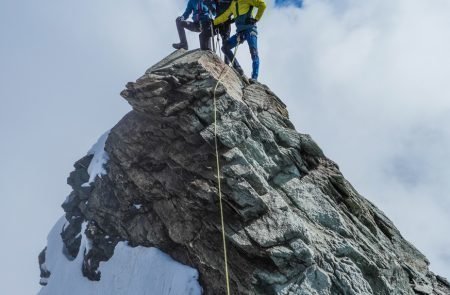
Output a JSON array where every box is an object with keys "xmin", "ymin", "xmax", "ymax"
[{"xmin": 39, "ymin": 49, "xmax": 450, "ymax": 295}]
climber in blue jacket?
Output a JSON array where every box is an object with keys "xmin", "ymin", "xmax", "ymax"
[{"xmin": 173, "ymin": 0, "xmax": 216, "ymax": 51}]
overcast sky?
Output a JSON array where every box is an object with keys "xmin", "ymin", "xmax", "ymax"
[{"xmin": 0, "ymin": 0, "xmax": 449, "ymax": 294}]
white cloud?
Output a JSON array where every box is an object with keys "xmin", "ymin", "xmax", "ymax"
[{"xmin": 255, "ymin": 0, "xmax": 450, "ymax": 277}]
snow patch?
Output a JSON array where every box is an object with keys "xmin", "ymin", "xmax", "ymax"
[
  {"xmin": 39, "ymin": 217, "xmax": 202, "ymax": 295},
  {"xmin": 81, "ymin": 222, "xmax": 93, "ymax": 253},
  {"xmin": 133, "ymin": 204, "xmax": 143, "ymax": 210},
  {"xmin": 84, "ymin": 130, "xmax": 110, "ymax": 185}
]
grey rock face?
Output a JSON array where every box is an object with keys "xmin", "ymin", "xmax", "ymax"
[{"xmin": 40, "ymin": 50, "xmax": 450, "ymax": 294}]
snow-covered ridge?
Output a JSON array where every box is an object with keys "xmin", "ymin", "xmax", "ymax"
[{"xmin": 39, "ymin": 217, "xmax": 202, "ymax": 295}]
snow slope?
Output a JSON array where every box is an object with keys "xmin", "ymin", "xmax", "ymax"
[
  {"xmin": 84, "ymin": 130, "xmax": 111, "ymax": 185},
  {"xmin": 39, "ymin": 217, "xmax": 202, "ymax": 295}
]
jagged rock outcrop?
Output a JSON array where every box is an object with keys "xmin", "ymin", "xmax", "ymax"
[{"xmin": 39, "ymin": 50, "xmax": 450, "ymax": 295}]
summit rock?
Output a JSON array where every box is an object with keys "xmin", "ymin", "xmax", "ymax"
[{"xmin": 39, "ymin": 50, "xmax": 450, "ymax": 295}]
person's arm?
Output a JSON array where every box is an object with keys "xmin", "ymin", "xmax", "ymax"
[
  {"xmin": 182, "ymin": 0, "xmax": 193, "ymax": 20},
  {"xmin": 251, "ymin": 0, "xmax": 266, "ymax": 21},
  {"xmin": 213, "ymin": 1, "xmax": 234, "ymax": 26}
]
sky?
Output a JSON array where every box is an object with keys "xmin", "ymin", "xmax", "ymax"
[{"xmin": 0, "ymin": 0, "xmax": 449, "ymax": 294}]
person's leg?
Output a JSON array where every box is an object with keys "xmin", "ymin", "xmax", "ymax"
[
  {"xmin": 174, "ymin": 19, "xmax": 200, "ymax": 50},
  {"xmin": 185, "ymin": 21, "xmax": 201, "ymax": 32},
  {"xmin": 219, "ymin": 24, "xmax": 232, "ymax": 64},
  {"xmin": 175, "ymin": 18, "xmax": 189, "ymax": 49},
  {"xmin": 246, "ymin": 31, "xmax": 259, "ymax": 80},
  {"xmin": 221, "ymin": 34, "xmax": 243, "ymax": 74},
  {"xmin": 199, "ymin": 21, "xmax": 213, "ymax": 50}
]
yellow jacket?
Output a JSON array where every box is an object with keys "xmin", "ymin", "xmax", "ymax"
[{"xmin": 214, "ymin": 0, "xmax": 267, "ymax": 28}]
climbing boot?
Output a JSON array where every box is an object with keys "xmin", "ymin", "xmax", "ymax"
[{"xmin": 172, "ymin": 43, "xmax": 188, "ymax": 50}]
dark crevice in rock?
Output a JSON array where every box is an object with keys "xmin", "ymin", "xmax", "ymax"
[
  {"xmin": 373, "ymin": 212, "xmax": 395, "ymax": 241},
  {"xmin": 438, "ymin": 276, "xmax": 450, "ymax": 288}
]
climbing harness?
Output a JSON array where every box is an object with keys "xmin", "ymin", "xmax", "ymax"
[{"xmin": 212, "ymin": 38, "xmax": 240, "ymax": 295}]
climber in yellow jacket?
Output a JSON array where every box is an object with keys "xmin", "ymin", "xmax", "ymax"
[{"xmin": 214, "ymin": 0, "xmax": 267, "ymax": 81}]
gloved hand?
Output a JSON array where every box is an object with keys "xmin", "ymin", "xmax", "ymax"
[
  {"xmin": 247, "ymin": 18, "xmax": 257, "ymax": 25},
  {"xmin": 176, "ymin": 16, "xmax": 185, "ymax": 22}
]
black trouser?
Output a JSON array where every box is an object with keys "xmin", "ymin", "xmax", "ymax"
[
  {"xmin": 175, "ymin": 18, "xmax": 212, "ymax": 50},
  {"xmin": 217, "ymin": 23, "xmax": 231, "ymax": 64},
  {"xmin": 199, "ymin": 22, "xmax": 232, "ymax": 63}
]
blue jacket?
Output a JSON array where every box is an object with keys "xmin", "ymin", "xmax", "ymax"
[{"xmin": 182, "ymin": 0, "xmax": 216, "ymax": 22}]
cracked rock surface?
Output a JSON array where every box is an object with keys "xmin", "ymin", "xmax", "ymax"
[{"xmin": 39, "ymin": 50, "xmax": 450, "ymax": 295}]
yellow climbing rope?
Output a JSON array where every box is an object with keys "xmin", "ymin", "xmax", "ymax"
[{"xmin": 212, "ymin": 41, "xmax": 240, "ymax": 295}]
